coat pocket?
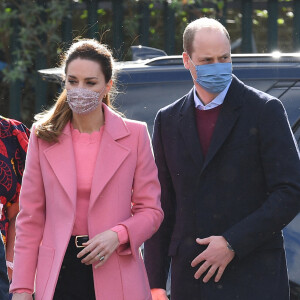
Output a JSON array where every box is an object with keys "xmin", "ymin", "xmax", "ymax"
[
  {"xmin": 257, "ymin": 233, "xmax": 284, "ymax": 251},
  {"xmin": 35, "ymin": 245, "xmax": 55, "ymax": 300},
  {"xmin": 118, "ymin": 253, "xmax": 151, "ymax": 300}
]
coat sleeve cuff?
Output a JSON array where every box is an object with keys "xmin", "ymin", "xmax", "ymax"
[
  {"xmin": 11, "ymin": 289, "xmax": 33, "ymax": 294},
  {"xmin": 111, "ymin": 225, "xmax": 129, "ymax": 245}
]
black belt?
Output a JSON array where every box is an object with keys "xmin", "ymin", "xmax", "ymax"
[{"xmin": 70, "ymin": 235, "xmax": 89, "ymax": 248}]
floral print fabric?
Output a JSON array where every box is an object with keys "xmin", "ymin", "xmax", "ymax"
[{"xmin": 0, "ymin": 116, "xmax": 30, "ymax": 243}]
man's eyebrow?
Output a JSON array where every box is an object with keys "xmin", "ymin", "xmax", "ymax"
[
  {"xmin": 219, "ymin": 52, "xmax": 230, "ymax": 57},
  {"xmin": 197, "ymin": 56, "xmax": 212, "ymax": 61}
]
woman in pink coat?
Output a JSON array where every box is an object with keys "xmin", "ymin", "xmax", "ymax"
[{"xmin": 10, "ymin": 39, "xmax": 163, "ymax": 300}]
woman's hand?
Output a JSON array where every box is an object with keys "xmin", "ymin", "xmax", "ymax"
[
  {"xmin": 12, "ymin": 293, "xmax": 33, "ymax": 300},
  {"xmin": 77, "ymin": 230, "xmax": 120, "ymax": 268}
]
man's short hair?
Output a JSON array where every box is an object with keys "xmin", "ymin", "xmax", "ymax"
[{"xmin": 183, "ymin": 17, "xmax": 230, "ymax": 56}]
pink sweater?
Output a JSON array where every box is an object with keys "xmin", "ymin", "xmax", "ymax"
[{"xmin": 71, "ymin": 124, "xmax": 128, "ymax": 243}]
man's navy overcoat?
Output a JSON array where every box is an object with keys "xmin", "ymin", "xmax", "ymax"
[{"xmin": 144, "ymin": 75, "xmax": 300, "ymax": 300}]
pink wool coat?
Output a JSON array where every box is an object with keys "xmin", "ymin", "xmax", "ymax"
[{"xmin": 10, "ymin": 104, "xmax": 163, "ymax": 300}]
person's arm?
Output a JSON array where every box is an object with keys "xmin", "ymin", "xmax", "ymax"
[
  {"xmin": 223, "ymin": 98, "xmax": 300, "ymax": 258},
  {"xmin": 14, "ymin": 122, "xmax": 30, "ymax": 156},
  {"xmin": 10, "ymin": 126, "xmax": 46, "ymax": 293},
  {"xmin": 5, "ymin": 202, "xmax": 19, "ymax": 281},
  {"xmin": 8, "ymin": 122, "xmax": 30, "ymax": 284},
  {"xmin": 151, "ymin": 288, "xmax": 169, "ymax": 300},
  {"xmin": 115, "ymin": 122, "xmax": 164, "ymax": 258},
  {"xmin": 110, "ymin": 225, "xmax": 129, "ymax": 245},
  {"xmin": 12, "ymin": 293, "xmax": 33, "ymax": 300},
  {"xmin": 144, "ymin": 110, "xmax": 176, "ymax": 292},
  {"xmin": 191, "ymin": 98, "xmax": 300, "ymax": 282},
  {"xmin": 77, "ymin": 229, "xmax": 120, "ymax": 268},
  {"xmin": 77, "ymin": 226, "xmax": 129, "ymax": 267}
]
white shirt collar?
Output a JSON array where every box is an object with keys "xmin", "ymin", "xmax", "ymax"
[{"xmin": 193, "ymin": 80, "xmax": 232, "ymax": 110}]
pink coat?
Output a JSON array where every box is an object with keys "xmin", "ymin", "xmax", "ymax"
[{"xmin": 11, "ymin": 104, "xmax": 163, "ymax": 300}]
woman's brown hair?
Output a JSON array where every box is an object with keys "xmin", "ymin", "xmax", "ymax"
[{"xmin": 35, "ymin": 39, "xmax": 117, "ymax": 142}]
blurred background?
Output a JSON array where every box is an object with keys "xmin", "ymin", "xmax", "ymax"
[{"xmin": 1, "ymin": 0, "xmax": 300, "ymax": 125}]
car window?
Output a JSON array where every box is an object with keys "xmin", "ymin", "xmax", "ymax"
[
  {"xmin": 115, "ymin": 81, "xmax": 193, "ymax": 134},
  {"xmin": 277, "ymin": 87, "xmax": 300, "ymax": 127},
  {"xmin": 293, "ymin": 120, "xmax": 300, "ymax": 144},
  {"xmin": 283, "ymin": 216, "xmax": 300, "ymax": 286},
  {"xmin": 241, "ymin": 79, "xmax": 277, "ymax": 92}
]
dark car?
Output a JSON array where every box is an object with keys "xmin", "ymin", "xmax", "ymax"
[{"xmin": 39, "ymin": 48, "xmax": 300, "ymax": 298}]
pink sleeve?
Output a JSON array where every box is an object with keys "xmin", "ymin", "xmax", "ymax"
[
  {"xmin": 111, "ymin": 225, "xmax": 129, "ymax": 245},
  {"xmin": 11, "ymin": 289, "xmax": 33, "ymax": 294},
  {"xmin": 115, "ymin": 123, "xmax": 163, "ymax": 259}
]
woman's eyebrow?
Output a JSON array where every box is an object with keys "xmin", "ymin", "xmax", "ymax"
[
  {"xmin": 67, "ymin": 75, "xmax": 98, "ymax": 80},
  {"xmin": 85, "ymin": 77, "xmax": 98, "ymax": 80}
]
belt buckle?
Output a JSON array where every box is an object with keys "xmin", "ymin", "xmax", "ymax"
[{"xmin": 75, "ymin": 235, "xmax": 89, "ymax": 248}]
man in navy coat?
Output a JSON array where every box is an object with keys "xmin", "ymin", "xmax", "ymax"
[{"xmin": 144, "ymin": 17, "xmax": 300, "ymax": 300}]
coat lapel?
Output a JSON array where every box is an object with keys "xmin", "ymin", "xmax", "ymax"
[
  {"xmin": 179, "ymin": 89, "xmax": 204, "ymax": 169},
  {"xmin": 201, "ymin": 76, "xmax": 244, "ymax": 173},
  {"xmin": 89, "ymin": 104, "xmax": 130, "ymax": 208},
  {"xmin": 44, "ymin": 123, "xmax": 77, "ymax": 206}
]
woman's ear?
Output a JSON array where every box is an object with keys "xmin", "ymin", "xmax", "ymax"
[{"xmin": 105, "ymin": 79, "xmax": 113, "ymax": 94}]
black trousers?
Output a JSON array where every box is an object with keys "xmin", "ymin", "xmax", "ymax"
[{"xmin": 53, "ymin": 236, "xmax": 96, "ymax": 300}]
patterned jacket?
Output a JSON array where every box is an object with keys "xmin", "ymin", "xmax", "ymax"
[{"xmin": 0, "ymin": 116, "xmax": 30, "ymax": 242}]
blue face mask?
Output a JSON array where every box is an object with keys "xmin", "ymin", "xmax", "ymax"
[{"xmin": 189, "ymin": 56, "xmax": 232, "ymax": 93}]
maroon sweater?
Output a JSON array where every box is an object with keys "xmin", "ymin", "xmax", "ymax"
[{"xmin": 195, "ymin": 105, "xmax": 222, "ymax": 157}]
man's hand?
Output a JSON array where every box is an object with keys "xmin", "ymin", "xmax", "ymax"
[
  {"xmin": 191, "ymin": 236, "xmax": 235, "ymax": 283},
  {"xmin": 151, "ymin": 288, "xmax": 168, "ymax": 300}
]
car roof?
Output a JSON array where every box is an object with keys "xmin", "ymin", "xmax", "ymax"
[
  {"xmin": 38, "ymin": 52, "xmax": 300, "ymax": 82},
  {"xmin": 38, "ymin": 52, "xmax": 300, "ymax": 128}
]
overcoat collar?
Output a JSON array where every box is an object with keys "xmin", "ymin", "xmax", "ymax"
[
  {"xmin": 179, "ymin": 88, "xmax": 204, "ymax": 169},
  {"xmin": 89, "ymin": 105, "xmax": 130, "ymax": 208},
  {"xmin": 179, "ymin": 75, "xmax": 244, "ymax": 174},
  {"xmin": 44, "ymin": 104, "xmax": 131, "ymax": 208}
]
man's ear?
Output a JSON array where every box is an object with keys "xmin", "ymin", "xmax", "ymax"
[{"xmin": 182, "ymin": 52, "xmax": 190, "ymax": 70}]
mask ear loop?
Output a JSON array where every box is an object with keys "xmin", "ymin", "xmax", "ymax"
[
  {"xmin": 99, "ymin": 86, "xmax": 106, "ymax": 99},
  {"xmin": 187, "ymin": 54, "xmax": 198, "ymax": 83},
  {"xmin": 188, "ymin": 54, "xmax": 196, "ymax": 67}
]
